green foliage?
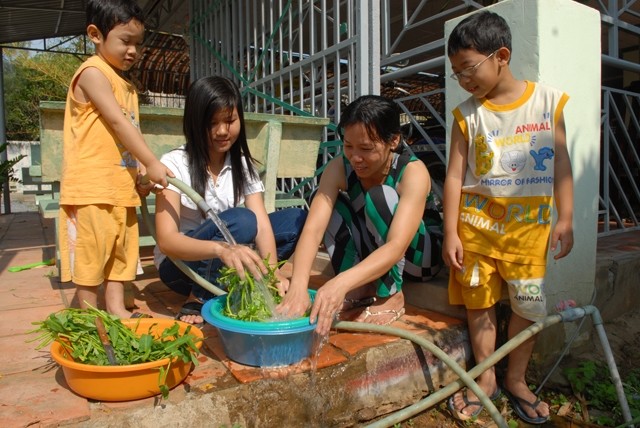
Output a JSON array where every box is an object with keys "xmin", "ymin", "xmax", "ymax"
[
  {"xmin": 221, "ymin": 258, "xmax": 286, "ymax": 322},
  {"xmin": 0, "ymin": 143, "xmax": 26, "ymax": 185},
  {"xmin": 564, "ymin": 360, "xmax": 640, "ymax": 426},
  {"xmin": 28, "ymin": 305, "xmax": 202, "ymax": 398},
  {"xmin": 548, "ymin": 392, "xmax": 570, "ymax": 407},
  {"xmin": 3, "ymin": 41, "xmax": 83, "ymax": 141}
]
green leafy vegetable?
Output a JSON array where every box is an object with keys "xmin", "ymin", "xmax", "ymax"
[
  {"xmin": 28, "ymin": 305, "xmax": 202, "ymax": 398},
  {"xmin": 220, "ymin": 258, "xmax": 286, "ymax": 322}
]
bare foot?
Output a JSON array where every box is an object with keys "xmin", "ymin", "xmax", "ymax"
[
  {"xmin": 448, "ymin": 383, "xmax": 500, "ymax": 420},
  {"xmin": 175, "ymin": 299, "xmax": 204, "ymax": 325},
  {"xmin": 109, "ymin": 309, "xmax": 134, "ymax": 318},
  {"xmin": 177, "ymin": 313, "xmax": 204, "ymax": 325}
]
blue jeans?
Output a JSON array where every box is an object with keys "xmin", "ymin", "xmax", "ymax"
[{"xmin": 158, "ymin": 207, "xmax": 307, "ymax": 302}]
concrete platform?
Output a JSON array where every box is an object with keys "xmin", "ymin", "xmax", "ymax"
[{"xmin": 0, "ymin": 212, "xmax": 638, "ymax": 427}]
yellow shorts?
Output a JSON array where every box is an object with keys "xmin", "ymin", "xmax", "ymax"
[
  {"xmin": 448, "ymin": 250, "xmax": 547, "ymax": 322},
  {"xmin": 59, "ymin": 204, "xmax": 139, "ymax": 286}
]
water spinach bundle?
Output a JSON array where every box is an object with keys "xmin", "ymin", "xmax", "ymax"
[
  {"xmin": 220, "ymin": 259, "xmax": 285, "ymax": 322},
  {"xmin": 29, "ymin": 306, "xmax": 201, "ymax": 366}
]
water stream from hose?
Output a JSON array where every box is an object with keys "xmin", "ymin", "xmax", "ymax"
[
  {"xmin": 203, "ymin": 209, "xmax": 236, "ymax": 245},
  {"xmin": 168, "ymin": 177, "xmax": 278, "ymax": 316},
  {"xmin": 200, "ymin": 202, "xmax": 278, "ymax": 317}
]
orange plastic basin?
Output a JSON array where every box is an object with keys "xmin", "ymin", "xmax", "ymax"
[{"xmin": 50, "ymin": 318, "xmax": 203, "ymax": 401}]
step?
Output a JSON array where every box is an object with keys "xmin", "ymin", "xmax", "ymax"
[
  {"xmin": 310, "ymin": 251, "xmax": 466, "ymax": 320},
  {"xmin": 403, "ymin": 273, "xmax": 468, "ymax": 321},
  {"xmin": 82, "ymin": 305, "xmax": 472, "ymax": 427}
]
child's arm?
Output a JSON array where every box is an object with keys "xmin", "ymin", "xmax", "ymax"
[
  {"xmin": 551, "ymin": 112, "xmax": 574, "ymax": 259},
  {"xmin": 154, "ymin": 188, "xmax": 267, "ymax": 280},
  {"xmin": 442, "ymin": 121, "xmax": 468, "ymax": 271},
  {"xmin": 73, "ymin": 67, "xmax": 172, "ymax": 187}
]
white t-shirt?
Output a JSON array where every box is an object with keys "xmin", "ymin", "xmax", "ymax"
[
  {"xmin": 153, "ymin": 146, "xmax": 264, "ymax": 267},
  {"xmin": 452, "ymin": 81, "xmax": 569, "ymax": 265}
]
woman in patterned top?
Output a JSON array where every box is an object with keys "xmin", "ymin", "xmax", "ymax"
[{"xmin": 277, "ymin": 95, "xmax": 437, "ymax": 335}]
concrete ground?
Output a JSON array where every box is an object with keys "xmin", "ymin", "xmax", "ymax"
[{"xmin": 0, "ymin": 203, "xmax": 638, "ymax": 428}]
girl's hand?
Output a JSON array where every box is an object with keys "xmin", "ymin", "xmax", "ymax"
[
  {"xmin": 551, "ymin": 219, "xmax": 574, "ymax": 259},
  {"xmin": 218, "ymin": 244, "xmax": 268, "ymax": 281},
  {"xmin": 135, "ymin": 173, "xmax": 156, "ymax": 198},
  {"xmin": 146, "ymin": 160, "xmax": 173, "ymax": 188}
]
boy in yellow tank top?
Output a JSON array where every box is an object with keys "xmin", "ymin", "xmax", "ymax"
[
  {"xmin": 443, "ymin": 11, "xmax": 574, "ymax": 425},
  {"xmin": 59, "ymin": 0, "xmax": 172, "ymax": 319}
]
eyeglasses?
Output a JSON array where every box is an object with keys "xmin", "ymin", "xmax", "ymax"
[{"xmin": 450, "ymin": 50, "xmax": 498, "ymax": 81}]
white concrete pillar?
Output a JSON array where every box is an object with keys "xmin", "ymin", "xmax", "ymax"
[
  {"xmin": 356, "ymin": 0, "xmax": 381, "ymax": 96},
  {"xmin": 444, "ymin": 0, "xmax": 601, "ymax": 355}
]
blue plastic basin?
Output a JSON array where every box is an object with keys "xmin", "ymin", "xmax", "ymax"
[{"xmin": 201, "ymin": 291, "xmax": 317, "ymax": 367}]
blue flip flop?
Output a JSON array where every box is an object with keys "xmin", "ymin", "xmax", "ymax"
[
  {"xmin": 447, "ymin": 387, "xmax": 501, "ymax": 421},
  {"xmin": 503, "ymin": 387, "xmax": 549, "ymax": 425}
]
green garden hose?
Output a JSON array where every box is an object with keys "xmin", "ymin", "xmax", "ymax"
[{"xmin": 140, "ymin": 176, "xmax": 227, "ymax": 297}]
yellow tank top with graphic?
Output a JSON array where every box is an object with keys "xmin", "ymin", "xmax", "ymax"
[
  {"xmin": 452, "ymin": 81, "xmax": 569, "ymax": 265},
  {"xmin": 60, "ymin": 55, "xmax": 141, "ymax": 207}
]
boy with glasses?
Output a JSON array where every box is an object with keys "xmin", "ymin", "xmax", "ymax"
[{"xmin": 443, "ymin": 10, "xmax": 574, "ymax": 425}]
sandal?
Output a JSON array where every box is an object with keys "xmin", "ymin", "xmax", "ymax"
[
  {"xmin": 341, "ymin": 296, "xmax": 376, "ymax": 311},
  {"xmin": 503, "ymin": 387, "xmax": 549, "ymax": 424},
  {"xmin": 130, "ymin": 312, "xmax": 151, "ymax": 318},
  {"xmin": 358, "ymin": 307, "xmax": 405, "ymax": 325},
  {"xmin": 447, "ymin": 387, "xmax": 501, "ymax": 421}
]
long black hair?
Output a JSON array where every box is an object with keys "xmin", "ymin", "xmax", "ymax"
[
  {"xmin": 86, "ymin": 0, "xmax": 145, "ymax": 39},
  {"xmin": 182, "ymin": 76, "xmax": 259, "ymax": 206}
]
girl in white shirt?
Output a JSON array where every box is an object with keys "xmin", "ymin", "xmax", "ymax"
[{"xmin": 153, "ymin": 76, "xmax": 307, "ymax": 325}]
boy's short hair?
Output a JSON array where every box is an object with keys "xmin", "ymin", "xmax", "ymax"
[
  {"xmin": 86, "ymin": 0, "xmax": 145, "ymax": 39},
  {"xmin": 447, "ymin": 11, "xmax": 511, "ymax": 57}
]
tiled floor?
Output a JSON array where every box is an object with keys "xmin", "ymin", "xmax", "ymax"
[{"xmin": 0, "ymin": 212, "xmax": 467, "ymax": 427}]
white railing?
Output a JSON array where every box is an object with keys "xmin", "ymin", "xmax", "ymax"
[
  {"xmin": 187, "ymin": 0, "xmax": 640, "ymax": 237},
  {"xmin": 600, "ymin": 86, "xmax": 640, "ymax": 235}
]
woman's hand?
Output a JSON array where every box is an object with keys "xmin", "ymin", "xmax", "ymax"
[
  {"xmin": 309, "ymin": 279, "xmax": 347, "ymax": 336},
  {"xmin": 274, "ymin": 269, "xmax": 290, "ymax": 296},
  {"xmin": 276, "ymin": 282, "xmax": 311, "ymax": 320}
]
